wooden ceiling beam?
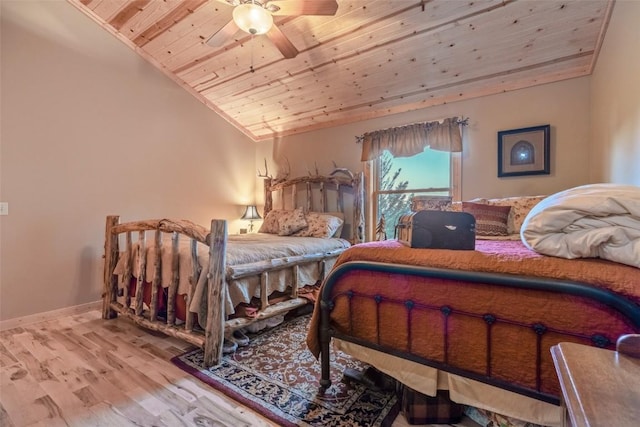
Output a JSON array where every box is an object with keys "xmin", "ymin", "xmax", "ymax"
[{"xmin": 133, "ymin": 0, "xmax": 208, "ymax": 47}]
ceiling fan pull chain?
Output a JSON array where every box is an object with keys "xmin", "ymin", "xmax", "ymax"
[{"xmin": 250, "ymin": 33, "xmax": 255, "ymax": 73}]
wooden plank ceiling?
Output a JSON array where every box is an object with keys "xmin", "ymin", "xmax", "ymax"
[{"xmin": 69, "ymin": 0, "xmax": 614, "ymax": 141}]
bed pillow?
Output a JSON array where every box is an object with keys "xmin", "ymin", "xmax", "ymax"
[
  {"xmin": 462, "ymin": 202, "xmax": 511, "ymax": 237},
  {"xmin": 278, "ymin": 207, "xmax": 308, "ymax": 236},
  {"xmin": 292, "ymin": 212, "xmax": 344, "ymax": 238},
  {"xmin": 319, "ymin": 211, "xmax": 345, "ymax": 238},
  {"xmin": 258, "ymin": 209, "xmax": 285, "ymax": 234},
  {"xmin": 411, "ymin": 196, "xmax": 453, "ymax": 212},
  {"xmin": 485, "ymin": 196, "xmax": 546, "ymax": 234}
]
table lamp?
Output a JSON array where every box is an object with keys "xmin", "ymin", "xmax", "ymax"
[{"xmin": 241, "ymin": 205, "xmax": 262, "ymax": 232}]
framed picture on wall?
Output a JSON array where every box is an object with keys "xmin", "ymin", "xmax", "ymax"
[{"xmin": 497, "ymin": 124, "xmax": 550, "ymax": 177}]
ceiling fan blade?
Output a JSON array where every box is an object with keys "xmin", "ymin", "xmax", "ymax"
[
  {"xmin": 206, "ymin": 19, "xmax": 239, "ymax": 47},
  {"xmin": 266, "ymin": 25, "xmax": 299, "ymax": 58},
  {"xmin": 268, "ymin": 0, "xmax": 338, "ymax": 16}
]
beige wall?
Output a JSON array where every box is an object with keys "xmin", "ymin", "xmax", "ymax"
[
  {"xmin": 0, "ymin": 1, "xmax": 256, "ymax": 321},
  {"xmin": 262, "ymin": 77, "xmax": 592, "ymax": 201},
  {"xmin": 590, "ymin": 0, "xmax": 640, "ymax": 185},
  {"xmin": 2, "ymin": 1, "xmax": 637, "ymax": 322}
]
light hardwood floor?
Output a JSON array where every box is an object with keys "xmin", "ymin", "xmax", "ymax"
[{"xmin": 0, "ymin": 309, "xmax": 479, "ymax": 427}]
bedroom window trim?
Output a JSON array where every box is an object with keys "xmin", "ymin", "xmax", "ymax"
[
  {"xmin": 358, "ymin": 117, "xmax": 467, "ymax": 161},
  {"xmin": 365, "ymin": 153, "xmax": 461, "ymax": 241},
  {"xmin": 359, "ymin": 117, "xmax": 465, "ymax": 241}
]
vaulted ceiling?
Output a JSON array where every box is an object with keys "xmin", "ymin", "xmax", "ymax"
[{"xmin": 69, "ymin": 0, "xmax": 614, "ymax": 141}]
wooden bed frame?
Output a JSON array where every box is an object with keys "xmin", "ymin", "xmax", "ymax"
[
  {"xmin": 316, "ymin": 260, "xmax": 640, "ymax": 409},
  {"xmin": 102, "ymin": 172, "xmax": 364, "ymax": 367}
]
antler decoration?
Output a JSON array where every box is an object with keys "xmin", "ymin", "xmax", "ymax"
[
  {"xmin": 307, "ymin": 162, "xmax": 321, "ymax": 177},
  {"xmin": 330, "ymin": 161, "xmax": 355, "ymax": 180},
  {"xmin": 274, "ymin": 157, "xmax": 290, "ymax": 184},
  {"xmin": 257, "ymin": 158, "xmax": 272, "ymax": 179}
]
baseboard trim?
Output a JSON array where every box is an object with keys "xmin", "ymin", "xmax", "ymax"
[{"xmin": 0, "ymin": 301, "xmax": 102, "ymax": 331}]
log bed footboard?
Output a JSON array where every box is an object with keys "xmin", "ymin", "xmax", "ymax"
[
  {"xmin": 103, "ymin": 216, "xmax": 228, "ymax": 366},
  {"xmin": 317, "ymin": 261, "xmax": 640, "ymax": 405},
  {"xmin": 103, "ymin": 216, "xmax": 339, "ymax": 367}
]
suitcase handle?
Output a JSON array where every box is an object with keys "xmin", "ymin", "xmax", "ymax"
[{"xmin": 394, "ymin": 223, "xmax": 408, "ymax": 239}]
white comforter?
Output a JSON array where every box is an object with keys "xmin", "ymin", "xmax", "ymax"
[{"xmin": 521, "ymin": 183, "xmax": 640, "ymax": 268}]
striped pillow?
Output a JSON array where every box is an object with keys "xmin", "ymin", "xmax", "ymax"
[{"xmin": 462, "ymin": 202, "xmax": 511, "ymax": 236}]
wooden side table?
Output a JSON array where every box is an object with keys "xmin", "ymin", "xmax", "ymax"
[{"xmin": 551, "ymin": 335, "xmax": 640, "ymax": 427}]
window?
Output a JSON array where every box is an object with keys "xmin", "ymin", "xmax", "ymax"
[
  {"xmin": 359, "ymin": 116, "xmax": 466, "ymax": 241},
  {"xmin": 371, "ymin": 149, "xmax": 460, "ymax": 240}
]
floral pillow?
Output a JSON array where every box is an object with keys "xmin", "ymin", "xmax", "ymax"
[
  {"xmin": 462, "ymin": 201, "xmax": 511, "ymax": 236},
  {"xmin": 411, "ymin": 196, "xmax": 453, "ymax": 212},
  {"xmin": 278, "ymin": 207, "xmax": 308, "ymax": 236},
  {"xmin": 258, "ymin": 209, "xmax": 285, "ymax": 234},
  {"xmin": 318, "ymin": 211, "xmax": 345, "ymax": 238},
  {"xmin": 293, "ymin": 212, "xmax": 344, "ymax": 238}
]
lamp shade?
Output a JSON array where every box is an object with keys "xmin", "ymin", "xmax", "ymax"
[
  {"xmin": 241, "ymin": 205, "xmax": 262, "ymax": 220},
  {"xmin": 233, "ymin": 3, "xmax": 273, "ymax": 35}
]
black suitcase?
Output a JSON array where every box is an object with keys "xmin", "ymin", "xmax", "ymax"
[{"xmin": 395, "ymin": 210, "xmax": 476, "ymax": 250}]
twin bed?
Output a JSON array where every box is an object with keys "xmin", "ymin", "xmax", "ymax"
[
  {"xmin": 102, "ymin": 172, "xmax": 364, "ymax": 366},
  {"xmin": 103, "ymin": 178, "xmax": 640, "ymax": 426}
]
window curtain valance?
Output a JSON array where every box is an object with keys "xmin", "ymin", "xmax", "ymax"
[{"xmin": 359, "ymin": 117, "xmax": 467, "ymax": 161}]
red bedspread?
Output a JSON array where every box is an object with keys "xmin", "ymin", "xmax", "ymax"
[
  {"xmin": 332, "ymin": 240, "xmax": 640, "ymax": 299},
  {"xmin": 307, "ymin": 240, "xmax": 640, "ymax": 396}
]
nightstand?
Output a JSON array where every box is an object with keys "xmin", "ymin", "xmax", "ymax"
[{"xmin": 550, "ymin": 335, "xmax": 640, "ymax": 427}]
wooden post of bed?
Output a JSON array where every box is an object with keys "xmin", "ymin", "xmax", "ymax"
[
  {"xmin": 263, "ymin": 177, "xmax": 273, "ymax": 216},
  {"xmin": 203, "ymin": 219, "xmax": 227, "ymax": 366},
  {"xmin": 103, "ymin": 216, "xmax": 120, "ymax": 319},
  {"xmin": 354, "ymin": 172, "xmax": 365, "ymax": 244}
]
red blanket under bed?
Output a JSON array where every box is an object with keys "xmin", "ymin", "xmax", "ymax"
[{"xmin": 308, "ymin": 239, "xmax": 640, "ymax": 397}]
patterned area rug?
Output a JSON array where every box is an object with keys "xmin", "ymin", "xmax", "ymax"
[{"xmin": 171, "ymin": 314, "xmax": 399, "ymax": 427}]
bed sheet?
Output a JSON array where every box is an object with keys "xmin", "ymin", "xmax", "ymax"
[{"xmin": 114, "ymin": 232, "xmax": 350, "ymax": 315}]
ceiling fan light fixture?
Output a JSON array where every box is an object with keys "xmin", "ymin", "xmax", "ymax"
[{"xmin": 233, "ymin": 3, "xmax": 273, "ymax": 35}]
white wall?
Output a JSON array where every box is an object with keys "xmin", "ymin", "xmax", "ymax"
[
  {"xmin": 0, "ymin": 1, "xmax": 256, "ymax": 321},
  {"xmin": 590, "ymin": 0, "xmax": 640, "ymax": 185},
  {"xmin": 263, "ymin": 77, "xmax": 592, "ymax": 201}
]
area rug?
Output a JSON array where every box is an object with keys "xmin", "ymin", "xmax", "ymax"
[{"xmin": 171, "ymin": 314, "xmax": 399, "ymax": 427}]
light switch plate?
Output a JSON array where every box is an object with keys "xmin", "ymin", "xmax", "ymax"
[{"xmin": 0, "ymin": 202, "xmax": 8, "ymax": 215}]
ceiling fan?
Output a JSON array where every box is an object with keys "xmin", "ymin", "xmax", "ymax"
[{"xmin": 206, "ymin": 0, "xmax": 339, "ymax": 59}]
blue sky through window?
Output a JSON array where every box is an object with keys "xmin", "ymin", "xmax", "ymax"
[{"xmin": 387, "ymin": 148, "xmax": 450, "ymax": 189}]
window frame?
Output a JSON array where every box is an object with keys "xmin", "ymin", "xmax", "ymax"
[{"xmin": 365, "ymin": 151, "xmax": 461, "ymax": 241}]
